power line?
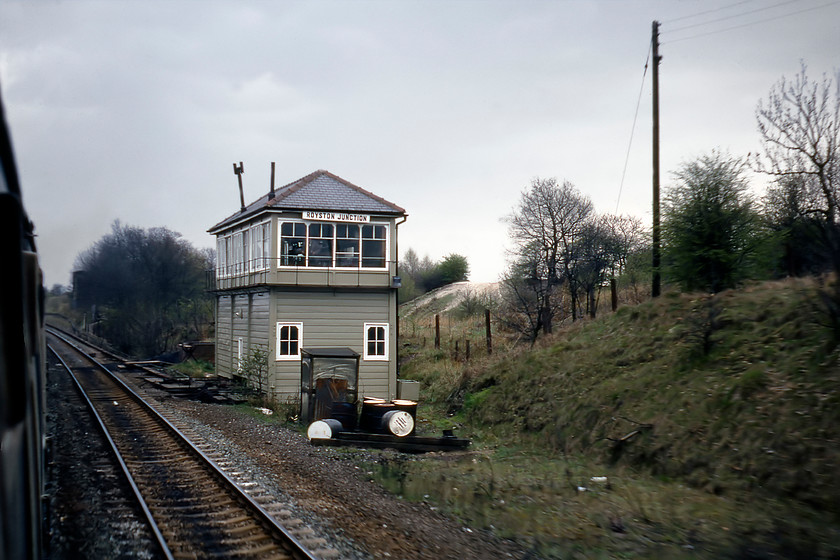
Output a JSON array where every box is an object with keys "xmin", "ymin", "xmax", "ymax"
[
  {"xmin": 615, "ymin": 43, "xmax": 652, "ymax": 214},
  {"xmin": 666, "ymin": 0, "xmax": 756, "ymax": 24},
  {"xmin": 665, "ymin": 0, "xmax": 801, "ymax": 33},
  {"xmin": 664, "ymin": 0, "xmax": 839, "ymax": 43}
]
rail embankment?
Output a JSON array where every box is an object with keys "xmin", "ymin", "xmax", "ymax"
[{"xmin": 398, "ymin": 276, "xmax": 840, "ymax": 558}]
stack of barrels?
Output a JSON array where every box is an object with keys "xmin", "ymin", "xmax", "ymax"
[
  {"xmin": 309, "ymin": 396, "xmax": 419, "ymax": 440},
  {"xmin": 358, "ymin": 397, "xmax": 417, "ymax": 437}
]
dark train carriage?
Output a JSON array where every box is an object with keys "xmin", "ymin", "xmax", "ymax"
[{"xmin": 0, "ymin": 85, "xmax": 46, "ymax": 559}]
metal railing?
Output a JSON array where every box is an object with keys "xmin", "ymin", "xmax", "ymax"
[{"xmin": 206, "ymin": 257, "xmax": 398, "ymax": 291}]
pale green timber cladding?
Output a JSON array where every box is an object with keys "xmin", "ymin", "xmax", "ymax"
[
  {"xmin": 216, "ymin": 295, "xmax": 232, "ymax": 373},
  {"xmin": 215, "ymin": 291, "xmax": 270, "ymax": 373},
  {"xmin": 271, "ymin": 288, "xmax": 395, "ymax": 400}
]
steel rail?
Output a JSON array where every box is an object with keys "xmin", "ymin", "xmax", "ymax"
[
  {"xmin": 48, "ymin": 343, "xmax": 174, "ymax": 560},
  {"xmin": 46, "ymin": 327, "xmax": 319, "ymax": 560}
]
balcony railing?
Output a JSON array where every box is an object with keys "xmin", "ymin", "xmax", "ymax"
[{"xmin": 206, "ymin": 257, "xmax": 398, "ymax": 291}]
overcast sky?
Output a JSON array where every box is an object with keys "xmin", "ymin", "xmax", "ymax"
[{"xmin": 1, "ymin": 1, "xmax": 838, "ymax": 286}]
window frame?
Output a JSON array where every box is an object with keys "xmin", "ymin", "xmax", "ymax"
[
  {"xmin": 275, "ymin": 321, "xmax": 303, "ymax": 361},
  {"xmin": 363, "ymin": 322, "xmax": 389, "ymax": 361},
  {"xmin": 277, "ymin": 219, "xmax": 390, "ymax": 270},
  {"xmin": 251, "ymin": 220, "xmax": 271, "ymax": 272},
  {"xmin": 216, "ymin": 236, "xmax": 227, "ymax": 279}
]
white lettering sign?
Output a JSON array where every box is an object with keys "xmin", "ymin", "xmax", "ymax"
[{"xmin": 303, "ymin": 211, "xmax": 370, "ymax": 223}]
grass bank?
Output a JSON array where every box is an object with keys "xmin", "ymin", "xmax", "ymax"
[{"xmin": 392, "ymin": 277, "xmax": 840, "ymax": 558}]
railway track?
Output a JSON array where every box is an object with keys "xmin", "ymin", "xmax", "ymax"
[{"xmin": 46, "ymin": 327, "xmax": 330, "ymax": 559}]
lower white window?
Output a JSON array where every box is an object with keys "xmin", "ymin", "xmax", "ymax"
[
  {"xmin": 364, "ymin": 323, "xmax": 389, "ymax": 361},
  {"xmin": 276, "ymin": 322, "xmax": 303, "ymax": 360}
]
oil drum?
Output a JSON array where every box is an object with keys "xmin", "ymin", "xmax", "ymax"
[
  {"xmin": 307, "ymin": 418, "xmax": 344, "ymax": 440},
  {"xmin": 391, "ymin": 399, "xmax": 417, "ymax": 435},
  {"xmin": 381, "ymin": 410, "xmax": 414, "ymax": 437},
  {"xmin": 330, "ymin": 401, "xmax": 358, "ymax": 431},
  {"xmin": 359, "ymin": 398, "xmax": 389, "ymax": 432}
]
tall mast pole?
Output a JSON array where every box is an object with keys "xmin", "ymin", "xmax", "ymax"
[{"xmin": 651, "ymin": 20, "xmax": 662, "ymax": 298}]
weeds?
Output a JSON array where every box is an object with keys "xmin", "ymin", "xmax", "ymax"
[{"xmin": 389, "ymin": 276, "xmax": 840, "ymax": 558}]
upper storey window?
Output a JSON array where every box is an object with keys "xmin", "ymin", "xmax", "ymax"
[
  {"xmin": 280, "ymin": 220, "xmax": 388, "ymax": 269},
  {"xmin": 216, "ymin": 221, "xmax": 271, "ymax": 278},
  {"xmin": 280, "ymin": 222, "xmax": 306, "ymax": 266},
  {"xmin": 361, "ymin": 225, "xmax": 386, "ymax": 268}
]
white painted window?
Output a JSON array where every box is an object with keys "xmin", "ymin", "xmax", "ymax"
[
  {"xmin": 229, "ymin": 230, "xmax": 250, "ymax": 275},
  {"xmin": 216, "ymin": 237, "xmax": 227, "ymax": 279},
  {"xmin": 224, "ymin": 236, "xmax": 232, "ymax": 277},
  {"xmin": 364, "ymin": 323, "xmax": 389, "ymax": 361},
  {"xmin": 251, "ymin": 221, "xmax": 271, "ymax": 271},
  {"xmin": 361, "ymin": 225, "xmax": 387, "ymax": 268},
  {"xmin": 278, "ymin": 220, "xmax": 389, "ymax": 269},
  {"xmin": 307, "ymin": 223, "xmax": 334, "ymax": 268},
  {"xmin": 279, "ymin": 222, "xmax": 306, "ymax": 266},
  {"xmin": 232, "ymin": 232, "xmax": 243, "ymax": 275},
  {"xmin": 335, "ymin": 224, "xmax": 360, "ymax": 267},
  {"xmin": 241, "ymin": 229, "xmax": 250, "ymax": 273},
  {"xmin": 276, "ymin": 322, "xmax": 303, "ymax": 361}
]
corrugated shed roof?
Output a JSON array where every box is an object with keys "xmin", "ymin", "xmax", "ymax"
[{"xmin": 209, "ymin": 169, "xmax": 406, "ymax": 233}]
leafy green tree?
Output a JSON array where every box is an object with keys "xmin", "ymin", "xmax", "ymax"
[
  {"xmin": 432, "ymin": 253, "xmax": 470, "ymax": 287},
  {"xmin": 399, "ymin": 249, "xmax": 470, "ymax": 302},
  {"xmin": 662, "ymin": 152, "xmax": 759, "ymax": 293}
]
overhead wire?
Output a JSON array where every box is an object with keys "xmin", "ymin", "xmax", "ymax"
[
  {"xmin": 663, "ymin": 0, "xmax": 840, "ymax": 43},
  {"xmin": 666, "ymin": 0, "xmax": 801, "ymax": 33},
  {"xmin": 613, "ymin": 0, "xmax": 838, "ymax": 211},
  {"xmin": 666, "ymin": 0, "xmax": 757, "ymax": 23},
  {"xmin": 615, "ymin": 42, "xmax": 652, "ymax": 214}
]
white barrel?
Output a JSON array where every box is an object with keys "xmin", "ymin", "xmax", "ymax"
[
  {"xmin": 307, "ymin": 419, "xmax": 344, "ymax": 440},
  {"xmin": 381, "ymin": 410, "xmax": 414, "ymax": 437}
]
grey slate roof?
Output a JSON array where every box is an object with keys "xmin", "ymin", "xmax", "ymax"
[{"xmin": 209, "ymin": 170, "xmax": 406, "ymax": 233}]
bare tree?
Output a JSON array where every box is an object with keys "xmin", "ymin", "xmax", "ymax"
[
  {"xmin": 499, "ymin": 250, "xmax": 565, "ymax": 342},
  {"xmin": 503, "ymin": 178, "xmax": 593, "ymax": 334},
  {"xmin": 601, "ymin": 214, "xmax": 647, "ymax": 277},
  {"xmin": 754, "ymin": 62, "xmax": 840, "ymax": 222},
  {"xmin": 755, "ymin": 64, "xmax": 840, "ymax": 344}
]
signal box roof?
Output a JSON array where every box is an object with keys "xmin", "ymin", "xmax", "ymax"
[{"xmin": 209, "ymin": 169, "xmax": 406, "ymax": 234}]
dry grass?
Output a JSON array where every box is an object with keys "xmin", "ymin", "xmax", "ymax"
[{"xmin": 394, "ymin": 276, "xmax": 840, "ymax": 558}]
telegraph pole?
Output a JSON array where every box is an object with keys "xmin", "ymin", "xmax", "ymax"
[{"xmin": 651, "ymin": 20, "xmax": 662, "ymax": 298}]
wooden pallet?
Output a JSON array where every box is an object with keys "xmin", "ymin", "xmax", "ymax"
[{"xmin": 310, "ymin": 431, "xmax": 470, "ymax": 453}]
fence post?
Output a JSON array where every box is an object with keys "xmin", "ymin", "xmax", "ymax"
[
  {"xmin": 485, "ymin": 308, "xmax": 492, "ymax": 355},
  {"xmin": 611, "ymin": 278, "xmax": 618, "ymax": 312},
  {"xmin": 435, "ymin": 314, "xmax": 440, "ymax": 350}
]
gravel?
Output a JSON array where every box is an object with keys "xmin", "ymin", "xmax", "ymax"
[
  {"xmin": 151, "ymin": 393, "xmax": 528, "ymax": 560},
  {"xmin": 47, "ymin": 360, "xmax": 528, "ymax": 560}
]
